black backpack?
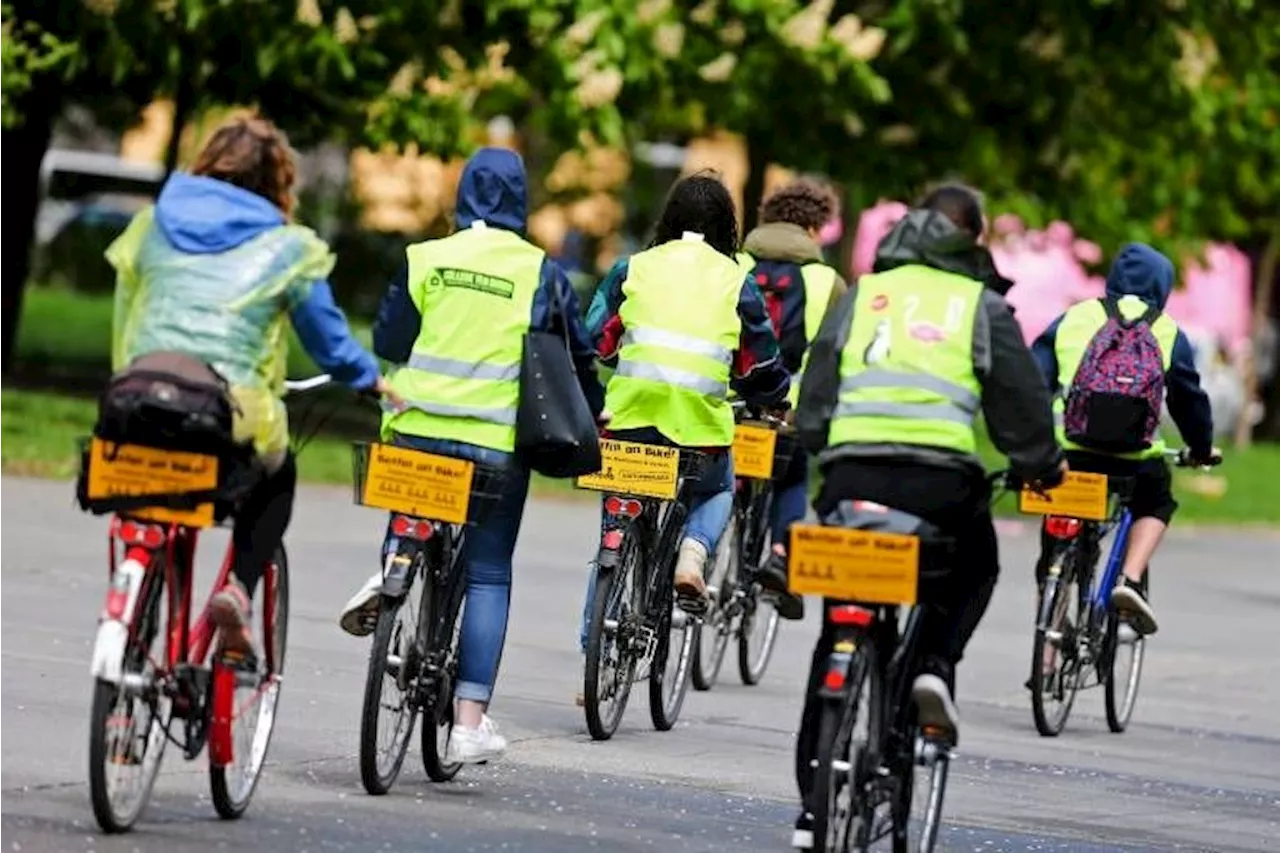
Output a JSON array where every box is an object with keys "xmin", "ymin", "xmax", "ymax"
[{"xmin": 94, "ymin": 351, "xmax": 238, "ymax": 455}]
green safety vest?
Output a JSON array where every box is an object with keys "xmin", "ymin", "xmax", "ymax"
[
  {"xmin": 606, "ymin": 236, "xmax": 744, "ymax": 446},
  {"xmin": 790, "ymin": 263, "xmax": 838, "ymax": 406},
  {"xmin": 829, "ymin": 265, "xmax": 983, "ymax": 455},
  {"xmin": 1053, "ymin": 295, "xmax": 1178, "ymax": 459},
  {"xmin": 382, "ymin": 222, "xmax": 542, "ymax": 452}
]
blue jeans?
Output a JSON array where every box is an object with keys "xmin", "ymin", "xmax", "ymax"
[
  {"xmin": 770, "ymin": 445, "xmax": 811, "ymax": 547},
  {"xmin": 387, "ymin": 434, "xmax": 530, "ymax": 704},
  {"xmin": 578, "ymin": 449, "xmax": 734, "ymax": 652}
]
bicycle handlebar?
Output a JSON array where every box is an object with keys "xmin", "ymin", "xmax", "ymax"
[
  {"xmin": 283, "ymin": 374, "xmax": 334, "ymax": 394},
  {"xmin": 1164, "ymin": 447, "xmax": 1224, "ymax": 470},
  {"xmin": 729, "ymin": 399, "xmax": 790, "ymax": 428}
]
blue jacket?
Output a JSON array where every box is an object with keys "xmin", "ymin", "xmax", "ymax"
[
  {"xmin": 154, "ymin": 173, "xmax": 379, "ymax": 388},
  {"xmin": 372, "ymin": 148, "xmax": 606, "ymax": 416},
  {"xmin": 1031, "ymin": 242, "xmax": 1214, "ymax": 456}
]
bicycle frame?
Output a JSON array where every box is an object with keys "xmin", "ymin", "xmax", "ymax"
[{"xmin": 1089, "ymin": 506, "xmax": 1134, "ymax": 620}]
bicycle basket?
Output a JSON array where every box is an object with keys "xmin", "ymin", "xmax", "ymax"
[{"xmin": 351, "ymin": 441, "xmax": 510, "ymax": 526}]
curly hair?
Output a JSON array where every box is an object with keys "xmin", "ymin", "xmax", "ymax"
[
  {"xmin": 759, "ymin": 178, "xmax": 838, "ymax": 232},
  {"xmin": 650, "ymin": 171, "xmax": 739, "ymax": 258},
  {"xmin": 190, "ymin": 115, "xmax": 298, "ymax": 217}
]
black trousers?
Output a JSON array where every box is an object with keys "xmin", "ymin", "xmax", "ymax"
[
  {"xmin": 795, "ymin": 458, "xmax": 998, "ymax": 810},
  {"xmin": 231, "ymin": 453, "xmax": 297, "ymax": 596}
]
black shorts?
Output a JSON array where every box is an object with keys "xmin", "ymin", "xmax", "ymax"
[{"xmin": 1066, "ymin": 451, "xmax": 1177, "ymax": 524}]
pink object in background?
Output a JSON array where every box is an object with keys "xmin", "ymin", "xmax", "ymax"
[
  {"xmin": 852, "ymin": 201, "xmax": 908, "ymax": 276},
  {"xmin": 818, "ymin": 215, "xmax": 843, "ymax": 247},
  {"xmin": 1165, "ymin": 244, "xmax": 1253, "ymax": 355}
]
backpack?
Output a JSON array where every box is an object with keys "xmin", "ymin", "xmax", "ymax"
[{"xmin": 1062, "ymin": 298, "xmax": 1166, "ymax": 453}]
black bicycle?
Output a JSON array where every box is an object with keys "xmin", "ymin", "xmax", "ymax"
[
  {"xmin": 797, "ymin": 475, "xmax": 1008, "ymax": 853},
  {"xmin": 692, "ymin": 408, "xmax": 792, "ymax": 690},
  {"xmin": 350, "ymin": 441, "xmax": 508, "ymax": 795},
  {"xmin": 579, "ymin": 442, "xmax": 706, "ymax": 740}
]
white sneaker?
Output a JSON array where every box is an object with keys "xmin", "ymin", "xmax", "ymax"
[
  {"xmin": 911, "ymin": 674, "xmax": 960, "ymax": 743},
  {"xmin": 445, "ymin": 715, "xmax": 508, "ymax": 764},
  {"xmin": 1110, "ymin": 584, "xmax": 1158, "ymax": 636},
  {"xmin": 338, "ymin": 573, "xmax": 382, "ymax": 637}
]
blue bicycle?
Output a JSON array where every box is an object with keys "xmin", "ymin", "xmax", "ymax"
[{"xmin": 1028, "ymin": 448, "xmax": 1220, "ymax": 736}]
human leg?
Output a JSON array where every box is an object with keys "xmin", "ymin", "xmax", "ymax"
[
  {"xmin": 1110, "ymin": 459, "xmax": 1175, "ymax": 635},
  {"xmin": 673, "ymin": 450, "xmax": 734, "ymax": 608},
  {"xmin": 758, "ymin": 447, "xmax": 808, "ymax": 619}
]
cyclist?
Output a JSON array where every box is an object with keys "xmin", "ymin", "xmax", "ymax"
[
  {"xmin": 576, "ymin": 172, "xmax": 791, "ymax": 660},
  {"xmin": 1031, "ymin": 242, "xmax": 1219, "ymax": 636},
  {"xmin": 106, "ymin": 115, "xmax": 391, "ymax": 661},
  {"xmin": 789, "ymin": 184, "xmax": 1063, "ymax": 848},
  {"xmin": 736, "ymin": 178, "xmax": 849, "ymax": 621},
  {"xmin": 338, "ymin": 147, "xmax": 606, "ymax": 764}
]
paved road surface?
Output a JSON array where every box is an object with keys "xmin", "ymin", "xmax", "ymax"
[{"xmin": 3, "ymin": 477, "xmax": 1278, "ymax": 852}]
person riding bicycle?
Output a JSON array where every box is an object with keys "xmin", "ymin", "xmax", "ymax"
[
  {"xmin": 735, "ymin": 178, "xmax": 849, "ymax": 621},
  {"xmin": 576, "ymin": 172, "xmax": 791, "ymax": 656},
  {"xmin": 788, "ymin": 184, "xmax": 1064, "ymax": 849},
  {"xmin": 337, "ymin": 147, "xmax": 606, "ymax": 764},
  {"xmin": 1031, "ymin": 242, "xmax": 1219, "ymax": 636},
  {"xmin": 106, "ymin": 115, "xmax": 391, "ymax": 662}
]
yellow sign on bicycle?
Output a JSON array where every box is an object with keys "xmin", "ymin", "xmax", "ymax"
[
  {"xmin": 1018, "ymin": 471, "xmax": 1109, "ymax": 521},
  {"xmin": 360, "ymin": 443, "xmax": 475, "ymax": 524},
  {"xmin": 576, "ymin": 439, "xmax": 679, "ymax": 500},
  {"xmin": 787, "ymin": 524, "xmax": 920, "ymax": 605},
  {"xmin": 732, "ymin": 423, "xmax": 777, "ymax": 480},
  {"xmin": 86, "ymin": 438, "xmax": 219, "ymax": 528}
]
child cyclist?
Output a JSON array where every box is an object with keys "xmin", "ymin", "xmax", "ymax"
[
  {"xmin": 1031, "ymin": 242, "xmax": 1221, "ymax": 636},
  {"xmin": 735, "ymin": 179, "xmax": 849, "ymax": 621}
]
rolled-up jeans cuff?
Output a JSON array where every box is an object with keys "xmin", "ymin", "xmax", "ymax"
[{"xmin": 455, "ymin": 680, "xmax": 493, "ymax": 703}]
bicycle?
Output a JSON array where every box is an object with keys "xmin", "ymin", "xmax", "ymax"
[
  {"xmin": 577, "ymin": 439, "xmax": 707, "ymax": 740},
  {"xmin": 692, "ymin": 405, "xmax": 793, "ymax": 691},
  {"xmin": 794, "ymin": 473, "xmax": 1008, "ymax": 853},
  {"xmin": 79, "ymin": 374, "xmax": 333, "ymax": 833},
  {"xmin": 350, "ymin": 440, "xmax": 509, "ymax": 795},
  {"xmin": 1024, "ymin": 448, "xmax": 1222, "ymax": 737}
]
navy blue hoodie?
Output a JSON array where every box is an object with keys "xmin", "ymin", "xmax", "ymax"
[
  {"xmin": 1031, "ymin": 242, "xmax": 1214, "ymax": 456},
  {"xmin": 372, "ymin": 148, "xmax": 605, "ymax": 416}
]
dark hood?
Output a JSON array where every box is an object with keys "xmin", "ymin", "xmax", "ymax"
[
  {"xmin": 454, "ymin": 147, "xmax": 527, "ymax": 235},
  {"xmin": 1105, "ymin": 242, "xmax": 1174, "ymax": 309},
  {"xmin": 873, "ymin": 209, "xmax": 1013, "ymax": 295}
]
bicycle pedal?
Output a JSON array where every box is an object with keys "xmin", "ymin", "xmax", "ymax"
[{"xmin": 675, "ymin": 593, "xmax": 710, "ymax": 617}]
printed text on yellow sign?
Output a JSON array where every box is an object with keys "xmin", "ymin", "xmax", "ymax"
[
  {"xmin": 787, "ymin": 524, "xmax": 920, "ymax": 605},
  {"xmin": 732, "ymin": 423, "xmax": 777, "ymax": 480},
  {"xmin": 86, "ymin": 438, "xmax": 219, "ymax": 527},
  {"xmin": 1018, "ymin": 471, "xmax": 1109, "ymax": 522},
  {"xmin": 360, "ymin": 443, "xmax": 475, "ymax": 524},
  {"xmin": 576, "ymin": 439, "xmax": 679, "ymax": 500}
]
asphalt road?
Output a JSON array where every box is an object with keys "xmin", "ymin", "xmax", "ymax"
[{"xmin": 3, "ymin": 476, "xmax": 1278, "ymax": 852}]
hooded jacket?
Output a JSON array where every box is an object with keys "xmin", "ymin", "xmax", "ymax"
[
  {"xmin": 373, "ymin": 148, "xmax": 605, "ymax": 416},
  {"xmin": 1032, "ymin": 242, "xmax": 1214, "ymax": 457},
  {"xmin": 796, "ymin": 209, "xmax": 1062, "ymax": 481}
]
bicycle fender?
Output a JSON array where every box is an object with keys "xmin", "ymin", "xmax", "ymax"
[
  {"xmin": 816, "ymin": 641, "xmax": 858, "ymax": 700},
  {"xmin": 90, "ymin": 558, "xmax": 147, "ymax": 684}
]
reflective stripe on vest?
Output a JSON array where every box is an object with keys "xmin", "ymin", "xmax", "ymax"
[
  {"xmin": 605, "ymin": 236, "xmax": 744, "ymax": 446},
  {"xmin": 789, "ymin": 263, "xmax": 839, "ymax": 406},
  {"xmin": 382, "ymin": 224, "xmax": 541, "ymax": 452},
  {"xmin": 828, "ymin": 265, "xmax": 983, "ymax": 455},
  {"xmin": 1053, "ymin": 295, "xmax": 1179, "ymax": 459}
]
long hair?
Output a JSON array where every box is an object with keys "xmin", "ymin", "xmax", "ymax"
[
  {"xmin": 190, "ymin": 115, "xmax": 298, "ymax": 217},
  {"xmin": 650, "ymin": 171, "xmax": 739, "ymax": 258}
]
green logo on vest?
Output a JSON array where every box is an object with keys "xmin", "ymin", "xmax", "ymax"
[{"xmin": 437, "ymin": 267, "xmax": 515, "ymax": 299}]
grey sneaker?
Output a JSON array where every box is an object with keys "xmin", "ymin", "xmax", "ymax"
[
  {"xmin": 912, "ymin": 674, "xmax": 959, "ymax": 744},
  {"xmin": 1111, "ymin": 580, "xmax": 1157, "ymax": 636}
]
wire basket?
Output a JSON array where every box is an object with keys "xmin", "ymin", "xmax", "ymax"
[{"xmin": 351, "ymin": 441, "xmax": 510, "ymax": 526}]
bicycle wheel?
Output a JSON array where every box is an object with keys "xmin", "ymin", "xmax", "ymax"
[
  {"xmin": 812, "ymin": 643, "xmax": 879, "ymax": 852},
  {"xmin": 359, "ymin": 582, "xmax": 422, "ymax": 794},
  {"xmin": 583, "ymin": 543, "xmax": 641, "ymax": 740},
  {"xmin": 892, "ymin": 730, "xmax": 950, "ymax": 853},
  {"xmin": 210, "ymin": 546, "xmax": 290, "ymax": 819},
  {"xmin": 692, "ymin": 517, "xmax": 736, "ymax": 691},
  {"xmin": 1030, "ymin": 556, "xmax": 1083, "ymax": 737},
  {"xmin": 1103, "ymin": 607, "xmax": 1146, "ymax": 733},
  {"xmin": 738, "ymin": 521, "xmax": 781, "ymax": 686},
  {"xmin": 88, "ymin": 558, "xmax": 170, "ymax": 833},
  {"xmin": 649, "ymin": 583, "xmax": 696, "ymax": 731},
  {"xmin": 421, "ymin": 563, "xmax": 465, "ymax": 783}
]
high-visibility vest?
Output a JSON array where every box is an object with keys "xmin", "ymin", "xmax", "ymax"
[
  {"xmin": 1053, "ymin": 295, "xmax": 1179, "ymax": 459},
  {"xmin": 790, "ymin": 262, "xmax": 838, "ymax": 406},
  {"xmin": 829, "ymin": 265, "xmax": 983, "ymax": 455},
  {"xmin": 383, "ymin": 222, "xmax": 542, "ymax": 452},
  {"xmin": 605, "ymin": 235, "xmax": 744, "ymax": 446}
]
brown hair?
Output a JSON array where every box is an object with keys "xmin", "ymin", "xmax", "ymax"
[
  {"xmin": 190, "ymin": 115, "xmax": 298, "ymax": 217},
  {"xmin": 759, "ymin": 178, "xmax": 838, "ymax": 232}
]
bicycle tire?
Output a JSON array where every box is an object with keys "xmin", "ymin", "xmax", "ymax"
[
  {"xmin": 892, "ymin": 729, "xmax": 950, "ymax": 853},
  {"xmin": 812, "ymin": 644, "xmax": 878, "ymax": 852},
  {"xmin": 583, "ymin": 545, "xmax": 639, "ymax": 741},
  {"xmin": 1030, "ymin": 557, "xmax": 1082, "ymax": 738},
  {"xmin": 1103, "ymin": 607, "xmax": 1146, "ymax": 733},
  {"xmin": 421, "ymin": 550, "xmax": 465, "ymax": 783},
  {"xmin": 88, "ymin": 559, "xmax": 169, "ymax": 833},
  {"xmin": 210, "ymin": 546, "xmax": 289, "ymax": 818},
  {"xmin": 738, "ymin": 518, "xmax": 781, "ymax": 686},
  {"xmin": 692, "ymin": 517, "xmax": 736, "ymax": 691},
  {"xmin": 359, "ymin": 593, "xmax": 419, "ymax": 794},
  {"xmin": 648, "ymin": 602, "xmax": 695, "ymax": 731}
]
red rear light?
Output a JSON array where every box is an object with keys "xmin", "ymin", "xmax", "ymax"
[
  {"xmin": 119, "ymin": 520, "xmax": 138, "ymax": 542},
  {"xmin": 391, "ymin": 515, "xmax": 412, "ymax": 537},
  {"xmin": 604, "ymin": 496, "xmax": 623, "ymax": 515},
  {"xmin": 602, "ymin": 530, "xmax": 624, "ymax": 550},
  {"xmin": 824, "ymin": 669, "xmax": 846, "ymax": 691},
  {"xmin": 1045, "ymin": 516, "xmax": 1083, "ymax": 540},
  {"xmin": 828, "ymin": 604, "xmax": 875, "ymax": 627},
  {"xmin": 141, "ymin": 525, "xmax": 165, "ymax": 549},
  {"xmin": 604, "ymin": 497, "xmax": 642, "ymax": 519},
  {"xmin": 413, "ymin": 520, "xmax": 433, "ymax": 540},
  {"xmin": 391, "ymin": 515, "xmax": 434, "ymax": 540},
  {"xmin": 116, "ymin": 519, "xmax": 165, "ymax": 549}
]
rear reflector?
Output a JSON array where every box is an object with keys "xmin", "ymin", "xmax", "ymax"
[
  {"xmin": 602, "ymin": 530, "xmax": 624, "ymax": 550},
  {"xmin": 828, "ymin": 604, "xmax": 875, "ymax": 627},
  {"xmin": 604, "ymin": 496, "xmax": 642, "ymax": 518},
  {"xmin": 1044, "ymin": 516, "xmax": 1083, "ymax": 540},
  {"xmin": 824, "ymin": 669, "xmax": 846, "ymax": 691}
]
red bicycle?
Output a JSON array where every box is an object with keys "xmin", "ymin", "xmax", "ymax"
[{"xmin": 81, "ymin": 375, "xmax": 331, "ymax": 833}]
